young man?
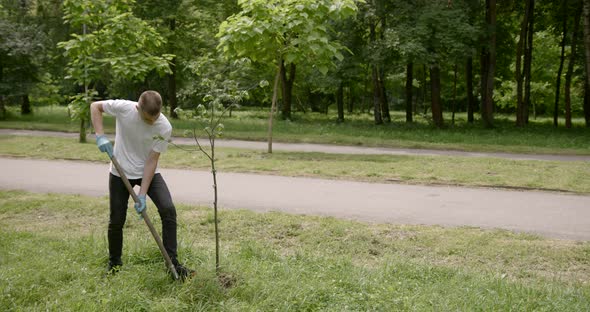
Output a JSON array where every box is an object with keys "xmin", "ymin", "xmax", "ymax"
[{"xmin": 90, "ymin": 90, "xmax": 193, "ymax": 279}]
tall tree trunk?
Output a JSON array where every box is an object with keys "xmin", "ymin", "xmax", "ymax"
[
  {"xmin": 452, "ymin": 64, "xmax": 457, "ymax": 125},
  {"xmin": 480, "ymin": 48, "xmax": 487, "ymax": 121},
  {"xmin": 554, "ymin": 1, "xmax": 568, "ymax": 126},
  {"xmin": 0, "ymin": 61, "xmax": 5, "ymax": 119},
  {"xmin": 21, "ymin": 94, "xmax": 32, "ymax": 115},
  {"xmin": 369, "ymin": 23, "xmax": 383, "ymax": 125},
  {"xmin": 347, "ymin": 87, "xmax": 354, "ymax": 113},
  {"xmin": 268, "ymin": 62, "xmax": 282, "ymax": 153},
  {"xmin": 585, "ymin": 81, "xmax": 590, "ymax": 126},
  {"xmin": 337, "ymin": 82, "xmax": 344, "ymax": 122},
  {"xmin": 280, "ymin": 61, "xmax": 296, "ymax": 120},
  {"xmin": 405, "ymin": 62, "xmax": 413, "ymax": 122},
  {"xmin": 466, "ymin": 57, "xmax": 475, "ymax": 123},
  {"xmin": 370, "ymin": 21, "xmax": 383, "ymax": 125},
  {"xmin": 79, "ymin": 119, "xmax": 86, "ymax": 143},
  {"xmin": 372, "ymin": 65, "xmax": 383, "ymax": 124},
  {"xmin": 565, "ymin": 5, "xmax": 582, "ymax": 129},
  {"xmin": 524, "ymin": 0, "xmax": 535, "ymax": 123},
  {"xmin": 423, "ymin": 65, "xmax": 429, "ymax": 116},
  {"xmin": 430, "ymin": 64, "xmax": 444, "ymax": 128},
  {"xmin": 308, "ymin": 88, "xmax": 321, "ymax": 113},
  {"xmin": 0, "ymin": 96, "xmax": 4, "ymax": 119},
  {"xmin": 482, "ymin": 0, "xmax": 496, "ymax": 128},
  {"xmin": 379, "ymin": 69, "xmax": 390, "ymax": 123},
  {"xmin": 516, "ymin": 0, "xmax": 530, "ymax": 126},
  {"xmin": 168, "ymin": 18, "xmax": 178, "ymax": 119}
]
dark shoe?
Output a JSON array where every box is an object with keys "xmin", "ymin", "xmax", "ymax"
[
  {"xmin": 107, "ymin": 262, "xmax": 122, "ymax": 276},
  {"xmin": 172, "ymin": 263, "xmax": 195, "ymax": 281}
]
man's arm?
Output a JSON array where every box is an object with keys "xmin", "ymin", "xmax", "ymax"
[
  {"xmin": 139, "ymin": 150, "xmax": 160, "ymax": 196},
  {"xmin": 90, "ymin": 101, "xmax": 107, "ymax": 135},
  {"xmin": 90, "ymin": 101, "xmax": 113, "ymax": 157}
]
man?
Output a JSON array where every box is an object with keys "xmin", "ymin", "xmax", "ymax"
[{"xmin": 90, "ymin": 90, "xmax": 193, "ymax": 279}]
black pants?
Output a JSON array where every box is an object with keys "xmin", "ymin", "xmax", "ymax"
[{"xmin": 108, "ymin": 173, "xmax": 178, "ymax": 266}]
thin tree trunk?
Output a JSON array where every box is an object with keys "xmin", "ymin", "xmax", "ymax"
[
  {"xmin": 210, "ymin": 140, "xmax": 219, "ymax": 273},
  {"xmin": 79, "ymin": 119, "xmax": 86, "ymax": 143},
  {"xmin": 347, "ymin": 87, "xmax": 354, "ymax": 113},
  {"xmin": 482, "ymin": 0, "xmax": 496, "ymax": 128},
  {"xmin": 554, "ymin": 1, "xmax": 568, "ymax": 127},
  {"xmin": 405, "ymin": 62, "xmax": 413, "ymax": 122},
  {"xmin": 280, "ymin": 61, "xmax": 296, "ymax": 120},
  {"xmin": 21, "ymin": 94, "xmax": 32, "ymax": 115},
  {"xmin": 423, "ymin": 64, "xmax": 429, "ymax": 116},
  {"xmin": 524, "ymin": 0, "xmax": 535, "ymax": 123},
  {"xmin": 566, "ymin": 5, "xmax": 582, "ymax": 129},
  {"xmin": 466, "ymin": 57, "xmax": 475, "ymax": 123},
  {"xmin": 585, "ymin": 81, "xmax": 590, "ymax": 126},
  {"xmin": 268, "ymin": 63, "xmax": 282, "ymax": 153},
  {"xmin": 168, "ymin": 18, "xmax": 178, "ymax": 119},
  {"xmin": 372, "ymin": 65, "xmax": 383, "ymax": 124},
  {"xmin": 516, "ymin": 0, "xmax": 530, "ymax": 126},
  {"xmin": 0, "ymin": 95, "xmax": 4, "ymax": 119},
  {"xmin": 430, "ymin": 64, "xmax": 444, "ymax": 128},
  {"xmin": 379, "ymin": 68, "xmax": 390, "ymax": 123},
  {"xmin": 480, "ymin": 48, "xmax": 487, "ymax": 121},
  {"xmin": 369, "ymin": 21, "xmax": 383, "ymax": 125},
  {"xmin": 452, "ymin": 64, "xmax": 457, "ymax": 125},
  {"xmin": 0, "ymin": 62, "xmax": 5, "ymax": 119},
  {"xmin": 337, "ymin": 82, "xmax": 344, "ymax": 122}
]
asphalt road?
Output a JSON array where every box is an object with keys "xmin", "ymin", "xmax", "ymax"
[{"xmin": 1, "ymin": 157, "xmax": 589, "ymax": 241}]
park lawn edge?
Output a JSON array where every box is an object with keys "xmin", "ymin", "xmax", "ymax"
[{"xmin": 1, "ymin": 134, "xmax": 589, "ymax": 194}]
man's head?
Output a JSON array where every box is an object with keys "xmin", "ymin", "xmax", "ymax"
[{"xmin": 137, "ymin": 91, "xmax": 162, "ymax": 125}]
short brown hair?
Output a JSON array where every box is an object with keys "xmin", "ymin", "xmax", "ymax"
[{"xmin": 138, "ymin": 91, "xmax": 162, "ymax": 116}]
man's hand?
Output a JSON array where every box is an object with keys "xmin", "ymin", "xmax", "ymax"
[
  {"xmin": 134, "ymin": 194, "xmax": 147, "ymax": 215},
  {"xmin": 96, "ymin": 135, "xmax": 113, "ymax": 158}
]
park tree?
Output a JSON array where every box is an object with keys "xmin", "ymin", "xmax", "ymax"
[
  {"xmin": 480, "ymin": 0, "xmax": 497, "ymax": 128},
  {"xmin": 0, "ymin": 0, "xmax": 49, "ymax": 118},
  {"xmin": 549, "ymin": 0, "xmax": 584, "ymax": 128},
  {"xmin": 390, "ymin": 0, "xmax": 476, "ymax": 128},
  {"xmin": 564, "ymin": 6, "xmax": 583, "ymax": 129},
  {"xmin": 361, "ymin": 0, "xmax": 391, "ymax": 124},
  {"xmin": 217, "ymin": 0, "xmax": 359, "ymax": 152},
  {"xmin": 134, "ymin": 0, "xmax": 240, "ymax": 118},
  {"xmin": 515, "ymin": 0, "xmax": 535, "ymax": 127},
  {"xmin": 59, "ymin": 0, "xmax": 172, "ymax": 143}
]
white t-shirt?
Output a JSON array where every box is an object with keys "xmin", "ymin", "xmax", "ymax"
[{"xmin": 102, "ymin": 99, "xmax": 172, "ymax": 179}]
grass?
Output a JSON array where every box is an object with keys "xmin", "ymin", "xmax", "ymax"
[
  {"xmin": 2, "ymin": 105, "xmax": 590, "ymax": 155},
  {"xmin": 1, "ymin": 190, "xmax": 589, "ymax": 311},
  {"xmin": 1, "ymin": 135, "xmax": 589, "ymax": 193}
]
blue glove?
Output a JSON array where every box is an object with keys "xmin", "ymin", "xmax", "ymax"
[
  {"xmin": 134, "ymin": 194, "xmax": 147, "ymax": 215},
  {"xmin": 96, "ymin": 135, "xmax": 113, "ymax": 158}
]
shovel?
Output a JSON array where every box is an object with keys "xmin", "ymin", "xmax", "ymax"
[{"xmin": 109, "ymin": 154, "xmax": 179, "ymax": 280}]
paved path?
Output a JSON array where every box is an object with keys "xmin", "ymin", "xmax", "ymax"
[
  {"xmin": 2, "ymin": 129, "xmax": 589, "ymax": 162},
  {"xmin": 1, "ymin": 157, "xmax": 589, "ymax": 241}
]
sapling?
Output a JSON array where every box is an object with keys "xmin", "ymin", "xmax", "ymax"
[{"xmin": 159, "ymin": 90, "xmax": 244, "ymax": 285}]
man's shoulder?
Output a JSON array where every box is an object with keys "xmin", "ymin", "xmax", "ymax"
[
  {"xmin": 103, "ymin": 99, "xmax": 137, "ymax": 115},
  {"xmin": 156, "ymin": 114, "xmax": 172, "ymax": 132}
]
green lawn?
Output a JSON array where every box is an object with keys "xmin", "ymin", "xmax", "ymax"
[
  {"xmin": 2, "ymin": 105, "xmax": 589, "ymax": 155},
  {"xmin": 1, "ymin": 135, "xmax": 589, "ymax": 193},
  {"xmin": 1, "ymin": 190, "xmax": 589, "ymax": 311}
]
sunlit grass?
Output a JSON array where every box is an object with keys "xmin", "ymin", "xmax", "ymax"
[{"xmin": 2, "ymin": 105, "xmax": 589, "ymax": 154}]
